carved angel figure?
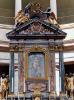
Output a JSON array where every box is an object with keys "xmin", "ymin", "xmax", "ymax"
[
  {"xmin": 15, "ymin": 10, "xmax": 29, "ymax": 24},
  {"xmin": 1, "ymin": 74, "xmax": 9, "ymax": 99}
]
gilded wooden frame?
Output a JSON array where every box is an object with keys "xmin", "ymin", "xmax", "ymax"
[{"xmin": 25, "ymin": 46, "xmax": 49, "ymax": 80}]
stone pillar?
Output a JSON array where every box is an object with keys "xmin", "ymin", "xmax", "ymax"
[
  {"xmin": 55, "ymin": 67, "xmax": 60, "ymax": 96},
  {"xmin": 15, "ymin": 0, "xmax": 22, "ymax": 16},
  {"xmin": 18, "ymin": 47, "xmax": 24, "ymax": 93},
  {"xmin": 14, "ymin": 68, "xmax": 18, "ymax": 95},
  {"xmin": 9, "ymin": 50, "xmax": 14, "ymax": 93},
  {"xmin": 50, "ymin": 0, "xmax": 57, "ymax": 18},
  {"xmin": 50, "ymin": 51, "xmax": 55, "ymax": 92},
  {"xmin": 59, "ymin": 49, "xmax": 65, "ymax": 92},
  {"xmin": 49, "ymin": 40, "xmax": 56, "ymax": 92}
]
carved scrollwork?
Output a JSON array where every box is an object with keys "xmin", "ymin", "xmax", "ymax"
[
  {"xmin": 31, "ymin": 22, "xmax": 43, "ymax": 33},
  {"xmin": 28, "ymin": 83, "xmax": 46, "ymax": 92},
  {"xmin": 19, "ymin": 22, "xmax": 50, "ymax": 35}
]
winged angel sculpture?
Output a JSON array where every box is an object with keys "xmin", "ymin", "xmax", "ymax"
[{"xmin": 15, "ymin": 2, "xmax": 59, "ymax": 27}]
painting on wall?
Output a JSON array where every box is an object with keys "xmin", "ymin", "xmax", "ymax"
[{"xmin": 28, "ymin": 52, "xmax": 45, "ymax": 79}]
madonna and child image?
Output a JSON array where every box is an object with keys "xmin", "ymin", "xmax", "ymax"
[{"xmin": 28, "ymin": 53, "xmax": 45, "ymax": 78}]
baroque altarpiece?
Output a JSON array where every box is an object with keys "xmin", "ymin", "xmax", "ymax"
[{"xmin": 6, "ymin": 2, "xmax": 66, "ymax": 99}]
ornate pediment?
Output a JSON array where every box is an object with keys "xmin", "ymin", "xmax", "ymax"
[
  {"xmin": 6, "ymin": 2, "xmax": 66, "ymax": 40},
  {"xmin": 19, "ymin": 21, "xmax": 51, "ymax": 35},
  {"xmin": 6, "ymin": 18, "xmax": 66, "ymax": 40}
]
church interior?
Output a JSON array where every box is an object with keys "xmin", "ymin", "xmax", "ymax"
[{"xmin": 0, "ymin": 0, "xmax": 74, "ymax": 99}]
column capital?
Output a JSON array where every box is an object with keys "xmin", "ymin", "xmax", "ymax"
[
  {"xmin": 18, "ymin": 44, "xmax": 24, "ymax": 52},
  {"xmin": 10, "ymin": 47, "xmax": 14, "ymax": 52},
  {"xmin": 58, "ymin": 46, "xmax": 64, "ymax": 51},
  {"xmin": 48, "ymin": 40, "xmax": 55, "ymax": 51},
  {"xmin": 49, "ymin": 46, "xmax": 55, "ymax": 51},
  {"xmin": 10, "ymin": 44, "xmax": 19, "ymax": 52}
]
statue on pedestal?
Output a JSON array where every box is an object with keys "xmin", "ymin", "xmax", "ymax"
[{"xmin": 1, "ymin": 74, "xmax": 9, "ymax": 99}]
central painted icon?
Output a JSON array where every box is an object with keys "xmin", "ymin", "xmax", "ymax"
[{"xmin": 28, "ymin": 52, "xmax": 45, "ymax": 78}]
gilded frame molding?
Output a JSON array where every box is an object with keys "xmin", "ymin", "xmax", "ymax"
[{"xmin": 25, "ymin": 46, "xmax": 49, "ymax": 80}]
